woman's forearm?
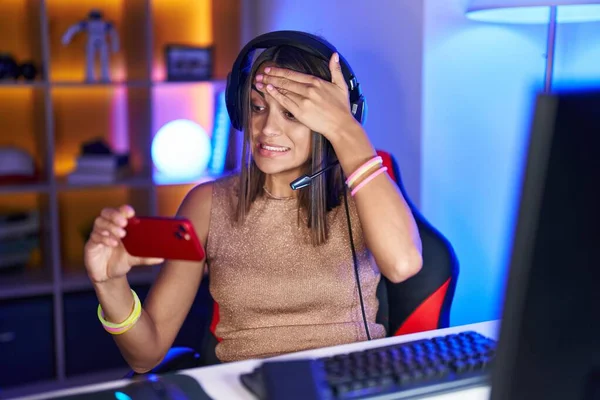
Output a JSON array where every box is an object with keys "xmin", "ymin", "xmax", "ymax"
[
  {"xmin": 329, "ymin": 122, "xmax": 423, "ymax": 283},
  {"xmin": 93, "ymin": 277, "xmax": 164, "ymax": 372}
]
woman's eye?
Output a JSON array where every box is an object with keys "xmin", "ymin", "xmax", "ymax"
[
  {"xmin": 251, "ymin": 104, "xmax": 265, "ymax": 113},
  {"xmin": 283, "ymin": 110, "xmax": 296, "ymax": 120}
]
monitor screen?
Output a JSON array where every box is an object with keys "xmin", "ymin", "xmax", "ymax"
[{"xmin": 491, "ymin": 89, "xmax": 600, "ymax": 400}]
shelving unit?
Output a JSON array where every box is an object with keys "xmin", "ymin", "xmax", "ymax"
[{"xmin": 0, "ymin": 0, "xmax": 240, "ymax": 397}]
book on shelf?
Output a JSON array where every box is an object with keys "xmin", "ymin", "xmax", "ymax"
[
  {"xmin": 0, "ymin": 211, "xmax": 40, "ymax": 240},
  {"xmin": 75, "ymin": 154, "xmax": 129, "ymax": 171},
  {"xmin": 67, "ymin": 154, "xmax": 132, "ymax": 184},
  {"xmin": 0, "ymin": 211, "xmax": 40, "ymax": 270},
  {"xmin": 0, "ymin": 236, "xmax": 39, "ymax": 270}
]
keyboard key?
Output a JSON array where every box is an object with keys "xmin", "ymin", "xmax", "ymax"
[
  {"xmin": 397, "ymin": 373, "xmax": 412, "ymax": 385},
  {"xmin": 377, "ymin": 375, "xmax": 395, "ymax": 388}
]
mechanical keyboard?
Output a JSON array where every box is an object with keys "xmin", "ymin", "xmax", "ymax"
[{"xmin": 240, "ymin": 330, "xmax": 497, "ymax": 400}]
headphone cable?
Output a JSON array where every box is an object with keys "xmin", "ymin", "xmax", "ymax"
[{"xmin": 341, "ymin": 174, "xmax": 372, "ymax": 341}]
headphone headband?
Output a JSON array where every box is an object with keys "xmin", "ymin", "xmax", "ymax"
[{"xmin": 225, "ymin": 30, "xmax": 366, "ymax": 131}]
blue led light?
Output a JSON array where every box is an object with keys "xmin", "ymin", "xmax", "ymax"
[
  {"xmin": 467, "ymin": 4, "xmax": 600, "ymax": 24},
  {"xmin": 114, "ymin": 391, "xmax": 132, "ymax": 400},
  {"xmin": 152, "ymin": 119, "xmax": 212, "ymax": 183},
  {"xmin": 208, "ymin": 91, "xmax": 231, "ymax": 175}
]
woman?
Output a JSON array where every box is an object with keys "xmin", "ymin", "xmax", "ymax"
[{"xmin": 84, "ymin": 33, "xmax": 422, "ymax": 373}]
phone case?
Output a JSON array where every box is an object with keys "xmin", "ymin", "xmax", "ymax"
[{"xmin": 121, "ymin": 216, "xmax": 206, "ymax": 262}]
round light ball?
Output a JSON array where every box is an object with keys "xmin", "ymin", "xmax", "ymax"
[{"xmin": 151, "ymin": 119, "xmax": 212, "ymax": 179}]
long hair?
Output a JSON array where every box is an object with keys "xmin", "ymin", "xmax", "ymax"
[{"xmin": 234, "ymin": 45, "xmax": 345, "ymax": 246}]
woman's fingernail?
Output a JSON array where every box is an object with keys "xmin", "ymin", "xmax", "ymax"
[
  {"xmin": 255, "ymin": 74, "xmax": 263, "ymax": 82},
  {"xmin": 256, "ymin": 82, "xmax": 264, "ymax": 89},
  {"xmin": 334, "ymin": 53, "xmax": 339, "ymax": 63},
  {"xmin": 264, "ymin": 67, "xmax": 271, "ymax": 73},
  {"xmin": 267, "ymin": 84, "xmax": 274, "ymax": 91}
]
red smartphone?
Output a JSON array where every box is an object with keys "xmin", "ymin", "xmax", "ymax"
[{"xmin": 121, "ymin": 216, "xmax": 206, "ymax": 262}]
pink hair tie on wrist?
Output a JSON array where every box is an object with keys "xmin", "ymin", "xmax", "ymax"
[
  {"xmin": 351, "ymin": 167, "xmax": 388, "ymax": 197},
  {"xmin": 345, "ymin": 156, "xmax": 383, "ymax": 188}
]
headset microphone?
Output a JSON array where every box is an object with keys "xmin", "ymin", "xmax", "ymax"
[{"xmin": 290, "ymin": 161, "xmax": 340, "ymax": 190}]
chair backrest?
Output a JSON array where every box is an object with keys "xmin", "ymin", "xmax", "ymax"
[
  {"xmin": 198, "ymin": 150, "xmax": 459, "ymax": 365},
  {"xmin": 375, "ymin": 150, "xmax": 459, "ymax": 336}
]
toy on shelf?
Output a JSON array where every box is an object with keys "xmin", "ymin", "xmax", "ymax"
[
  {"xmin": 0, "ymin": 147, "xmax": 38, "ymax": 184},
  {"xmin": 61, "ymin": 9, "xmax": 120, "ymax": 83},
  {"xmin": 0, "ymin": 53, "xmax": 38, "ymax": 81}
]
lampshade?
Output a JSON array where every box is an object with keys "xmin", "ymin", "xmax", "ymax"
[{"xmin": 467, "ymin": 0, "xmax": 600, "ymax": 23}]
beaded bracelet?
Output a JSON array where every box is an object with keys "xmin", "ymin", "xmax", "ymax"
[
  {"xmin": 97, "ymin": 289, "xmax": 142, "ymax": 335},
  {"xmin": 345, "ymin": 156, "xmax": 383, "ymax": 189},
  {"xmin": 351, "ymin": 166, "xmax": 388, "ymax": 197}
]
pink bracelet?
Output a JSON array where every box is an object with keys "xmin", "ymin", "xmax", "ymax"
[
  {"xmin": 345, "ymin": 156, "xmax": 383, "ymax": 188},
  {"xmin": 351, "ymin": 167, "xmax": 388, "ymax": 197}
]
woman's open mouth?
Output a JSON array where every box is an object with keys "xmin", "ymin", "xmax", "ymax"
[{"xmin": 257, "ymin": 142, "xmax": 291, "ymax": 157}]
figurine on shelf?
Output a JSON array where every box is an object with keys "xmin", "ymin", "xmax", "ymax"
[{"xmin": 61, "ymin": 9, "xmax": 119, "ymax": 83}]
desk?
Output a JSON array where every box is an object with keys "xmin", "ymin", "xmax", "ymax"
[{"xmin": 18, "ymin": 320, "xmax": 500, "ymax": 400}]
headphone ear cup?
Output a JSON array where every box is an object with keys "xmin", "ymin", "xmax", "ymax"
[
  {"xmin": 235, "ymin": 70, "xmax": 249, "ymax": 131},
  {"xmin": 225, "ymin": 71, "xmax": 242, "ymax": 131}
]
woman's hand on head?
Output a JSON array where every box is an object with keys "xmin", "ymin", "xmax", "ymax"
[
  {"xmin": 254, "ymin": 53, "xmax": 359, "ymax": 139},
  {"xmin": 83, "ymin": 204, "xmax": 164, "ymax": 284}
]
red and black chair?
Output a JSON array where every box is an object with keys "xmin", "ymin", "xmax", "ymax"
[
  {"xmin": 126, "ymin": 150, "xmax": 459, "ymax": 376},
  {"xmin": 374, "ymin": 149, "xmax": 458, "ymax": 336}
]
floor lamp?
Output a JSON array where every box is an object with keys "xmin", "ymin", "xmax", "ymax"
[{"xmin": 466, "ymin": 0, "xmax": 600, "ymax": 92}]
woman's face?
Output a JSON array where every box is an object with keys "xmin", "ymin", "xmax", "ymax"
[{"xmin": 249, "ymin": 62, "xmax": 312, "ymax": 179}]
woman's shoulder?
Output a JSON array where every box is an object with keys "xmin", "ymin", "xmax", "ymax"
[
  {"xmin": 210, "ymin": 173, "xmax": 240, "ymax": 197},
  {"xmin": 179, "ymin": 173, "xmax": 239, "ymax": 208}
]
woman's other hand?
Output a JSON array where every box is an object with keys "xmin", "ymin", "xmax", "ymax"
[{"xmin": 84, "ymin": 204, "xmax": 163, "ymax": 284}]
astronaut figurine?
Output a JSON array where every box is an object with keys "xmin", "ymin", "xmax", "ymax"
[{"xmin": 61, "ymin": 10, "xmax": 119, "ymax": 83}]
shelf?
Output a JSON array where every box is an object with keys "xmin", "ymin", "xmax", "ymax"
[
  {"xmin": 0, "ymin": 86, "xmax": 50, "ymax": 170},
  {"xmin": 61, "ymin": 267, "xmax": 157, "ymax": 293},
  {"xmin": 47, "ymin": 80, "xmax": 227, "ymax": 88},
  {"xmin": 46, "ymin": 0, "xmax": 151, "ymax": 82},
  {"xmin": 152, "ymin": 79, "xmax": 227, "ymax": 87},
  {"xmin": 0, "ymin": 182, "xmax": 51, "ymax": 195},
  {"xmin": 51, "ymin": 80, "xmax": 151, "ymax": 88},
  {"xmin": 0, "ymin": 268, "xmax": 54, "ymax": 300},
  {"xmin": 0, "ymin": 0, "xmax": 241, "ymax": 396},
  {"xmin": 57, "ymin": 175, "xmax": 151, "ymax": 191},
  {"xmin": 0, "ymin": 0, "xmax": 45, "ymax": 82},
  {"xmin": 153, "ymin": 172, "xmax": 225, "ymax": 186},
  {"xmin": 0, "ymin": 81, "xmax": 47, "ymax": 88}
]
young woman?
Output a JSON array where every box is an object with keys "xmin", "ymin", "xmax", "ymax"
[{"xmin": 83, "ymin": 32, "xmax": 422, "ymax": 373}]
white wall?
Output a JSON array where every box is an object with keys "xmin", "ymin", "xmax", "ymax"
[
  {"xmin": 423, "ymin": 0, "xmax": 553, "ymax": 326},
  {"xmin": 553, "ymin": 19, "xmax": 600, "ymax": 89},
  {"xmin": 241, "ymin": 0, "xmax": 425, "ymax": 205}
]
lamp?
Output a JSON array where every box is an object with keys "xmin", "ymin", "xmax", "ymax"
[
  {"xmin": 151, "ymin": 119, "xmax": 212, "ymax": 184},
  {"xmin": 466, "ymin": 0, "xmax": 600, "ymax": 92}
]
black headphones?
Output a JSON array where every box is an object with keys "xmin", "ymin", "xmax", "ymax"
[{"xmin": 225, "ymin": 30, "xmax": 367, "ymax": 132}]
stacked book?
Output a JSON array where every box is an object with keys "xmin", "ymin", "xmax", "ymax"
[
  {"xmin": 0, "ymin": 211, "xmax": 40, "ymax": 271},
  {"xmin": 67, "ymin": 153, "xmax": 130, "ymax": 185}
]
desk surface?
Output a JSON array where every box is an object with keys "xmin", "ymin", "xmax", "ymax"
[{"xmin": 18, "ymin": 320, "xmax": 500, "ymax": 400}]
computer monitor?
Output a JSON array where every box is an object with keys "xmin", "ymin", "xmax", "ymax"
[{"xmin": 490, "ymin": 89, "xmax": 600, "ymax": 400}]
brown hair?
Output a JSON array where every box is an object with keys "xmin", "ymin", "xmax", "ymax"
[{"xmin": 234, "ymin": 45, "xmax": 345, "ymax": 245}]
